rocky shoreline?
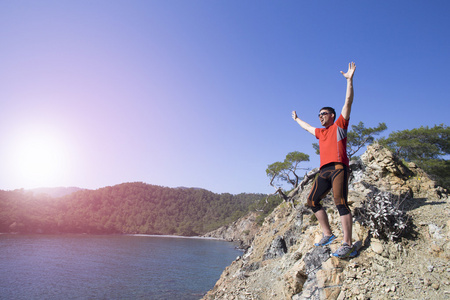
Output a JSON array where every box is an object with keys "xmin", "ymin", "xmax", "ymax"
[
  {"xmin": 203, "ymin": 211, "xmax": 261, "ymax": 250},
  {"xmin": 203, "ymin": 144, "xmax": 450, "ymax": 299}
]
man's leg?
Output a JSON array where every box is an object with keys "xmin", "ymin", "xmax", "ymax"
[
  {"xmin": 340, "ymin": 212, "xmax": 352, "ymax": 245},
  {"xmin": 330, "ymin": 166, "xmax": 356, "ymax": 257},
  {"xmin": 331, "ymin": 166, "xmax": 352, "ymax": 243},
  {"xmin": 315, "ymin": 208, "xmax": 332, "ymax": 237},
  {"xmin": 308, "ymin": 167, "xmax": 336, "ymax": 246},
  {"xmin": 332, "ymin": 212, "xmax": 355, "ymax": 258}
]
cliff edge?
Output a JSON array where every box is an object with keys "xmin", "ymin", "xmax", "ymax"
[{"xmin": 203, "ymin": 144, "xmax": 450, "ymax": 300}]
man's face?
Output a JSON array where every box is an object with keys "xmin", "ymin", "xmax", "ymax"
[{"xmin": 318, "ymin": 110, "xmax": 334, "ymax": 127}]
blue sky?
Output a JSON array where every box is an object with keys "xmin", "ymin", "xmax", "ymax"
[{"xmin": 1, "ymin": 1, "xmax": 449, "ymax": 194}]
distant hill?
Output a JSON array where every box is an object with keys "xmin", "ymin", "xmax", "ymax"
[
  {"xmin": 28, "ymin": 187, "xmax": 83, "ymax": 198},
  {"xmin": 0, "ymin": 182, "xmax": 272, "ymax": 236}
]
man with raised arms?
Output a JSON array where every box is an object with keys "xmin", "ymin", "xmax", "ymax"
[{"xmin": 292, "ymin": 62, "xmax": 356, "ymax": 258}]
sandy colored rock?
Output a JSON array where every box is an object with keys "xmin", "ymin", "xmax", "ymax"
[{"xmin": 371, "ymin": 240, "xmax": 384, "ymax": 254}]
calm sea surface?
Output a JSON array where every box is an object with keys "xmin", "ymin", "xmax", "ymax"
[{"xmin": 0, "ymin": 234, "xmax": 241, "ymax": 300}]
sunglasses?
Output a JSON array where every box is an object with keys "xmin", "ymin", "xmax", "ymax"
[{"xmin": 318, "ymin": 112, "xmax": 330, "ymax": 117}]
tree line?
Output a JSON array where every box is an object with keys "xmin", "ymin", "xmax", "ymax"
[{"xmin": 0, "ymin": 182, "xmax": 277, "ymax": 236}]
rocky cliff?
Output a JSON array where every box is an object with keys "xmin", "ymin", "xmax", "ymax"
[
  {"xmin": 204, "ymin": 211, "xmax": 261, "ymax": 250},
  {"xmin": 203, "ymin": 144, "xmax": 450, "ymax": 300}
]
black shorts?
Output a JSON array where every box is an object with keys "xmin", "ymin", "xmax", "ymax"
[{"xmin": 307, "ymin": 162, "xmax": 350, "ymax": 216}]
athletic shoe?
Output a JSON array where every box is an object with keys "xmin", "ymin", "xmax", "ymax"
[
  {"xmin": 314, "ymin": 234, "xmax": 336, "ymax": 246},
  {"xmin": 332, "ymin": 242, "xmax": 355, "ymax": 258},
  {"xmin": 348, "ymin": 247, "xmax": 359, "ymax": 258}
]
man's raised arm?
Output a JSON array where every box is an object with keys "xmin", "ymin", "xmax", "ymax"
[
  {"xmin": 292, "ymin": 110, "xmax": 316, "ymax": 136},
  {"xmin": 340, "ymin": 62, "xmax": 356, "ymax": 120}
]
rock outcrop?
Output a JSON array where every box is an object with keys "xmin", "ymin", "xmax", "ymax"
[
  {"xmin": 203, "ymin": 211, "xmax": 261, "ymax": 250},
  {"xmin": 203, "ymin": 144, "xmax": 450, "ymax": 300}
]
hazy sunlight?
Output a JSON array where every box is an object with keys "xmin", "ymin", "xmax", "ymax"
[{"xmin": 7, "ymin": 128, "xmax": 72, "ymax": 188}]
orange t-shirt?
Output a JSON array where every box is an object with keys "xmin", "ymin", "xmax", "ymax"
[{"xmin": 315, "ymin": 115, "xmax": 349, "ymax": 168}]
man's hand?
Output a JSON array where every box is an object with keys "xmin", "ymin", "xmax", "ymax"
[
  {"xmin": 340, "ymin": 62, "xmax": 356, "ymax": 80},
  {"xmin": 292, "ymin": 110, "xmax": 316, "ymax": 135}
]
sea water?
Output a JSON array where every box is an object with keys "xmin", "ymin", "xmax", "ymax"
[{"xmin": 0, "ymin": 234, "xmax": 241, "ymax": 300}]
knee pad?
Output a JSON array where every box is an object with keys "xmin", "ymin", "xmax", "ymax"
[
  {"xmin": 336, "ymin": 204, "xmax": 350, "ymax": 216},
  {"xmin": 310, "ymin": 203, "xmax": 322, "ymax": 213},
  {"xmin": 307, "ymin": 194, "xmax": 323, "ymax": 214}
]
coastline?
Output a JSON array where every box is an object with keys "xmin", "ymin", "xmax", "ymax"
[
  {"xmin": 128, "ymin": 233, "xmax": 227, "ymax": 241},
  {"xmin": 1, "ymin": 232, "xmax": 225, "ymax": 241}
]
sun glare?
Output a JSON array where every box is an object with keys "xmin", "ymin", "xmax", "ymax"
[{"xmin": 7, "ymin": 128, "xmax": 72, "ymax": 189}]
